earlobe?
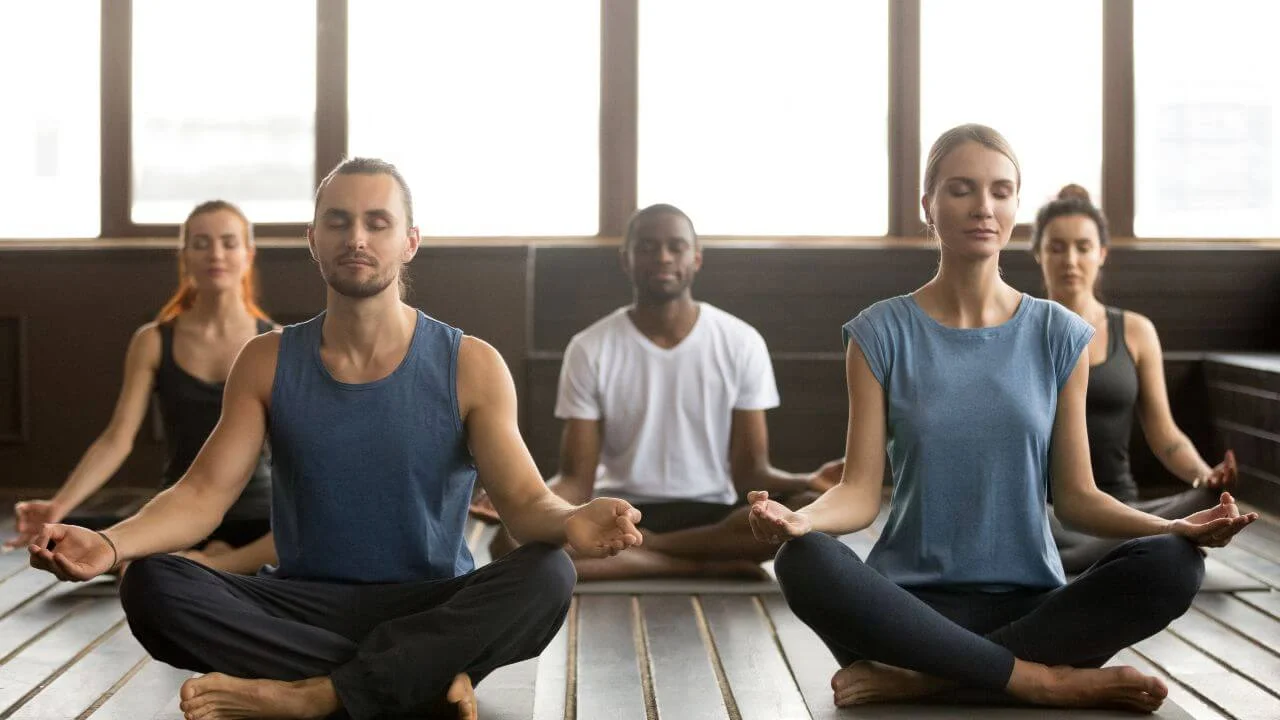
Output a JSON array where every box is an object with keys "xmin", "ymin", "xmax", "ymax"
[
  {"xmin": 305, "ymin": 226, "xmax": 319, "ymax": 263},
  {"xmin": 404, "ymin": 227, "xmax": 422, "ymax": 261}
]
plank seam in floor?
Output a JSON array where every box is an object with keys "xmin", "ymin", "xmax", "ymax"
[
  {"xmin": 755, "ymin": 593, "xmax": 813, "ymax": 718},
  {"xmin": 1236, "ymin": 592, "xmax": 1280, "ymax": 622},
  {"xmin": 0, "ymin": 597, "xmax": 93, "ymax": 666},
  {"xmin": 0, "ymin": 561, "xmax": 29, "ymax": 584},
  {"xmin": 565, "ymin": 597, "xmax": 579, "ymax": 720},
  {"xmin": 1128, "ymin": 643, "xmax": 1241, "ymax": 719},
  {"xmin": 74, "ymin": 655, "xmax": 149, "ymax": 720},
  {"xmin": 0, "ymin": 577, "xmax": 61, "ymax": 624},
  {"xmin": 1208, "ymin": 551, "xmax": 1280, "ymax": 591},
  {"xmin": 691, "ymin": 596, "xmax": 743, "ymax": 720},
  {"xmin": 0, "ymin": 617, "xmax": 129, "ymax": 720},
  {"xmin": 630, "ymin": 597, "xmax": 659, "ymax": 720},
  {"xmin": 1189, "ymin": 601, "xmax": 1280, "ymax": 669},
  {"xmin": 1168, "ymin": 608, "xmax": 1280, "ymax": 705}
]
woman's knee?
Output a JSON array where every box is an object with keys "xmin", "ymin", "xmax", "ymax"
[
  {"xmin": 774, "ymin": 532, "xmax": 849, "ymax": 591},
  {"xmin": 1129, "ymin": 535, "xmax": 1205, "ymax": 610}
]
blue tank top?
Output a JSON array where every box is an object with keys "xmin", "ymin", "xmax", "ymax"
[
  {"xmin": 266, "ymin": 310, "xmax": 477, "ymax": 583},
  {"xmin": 844, "ymin": 294, "xmax": 1093, "ymax": 590}
]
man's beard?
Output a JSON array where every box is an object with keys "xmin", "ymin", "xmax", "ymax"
[{"xmin": 321, "ymin": 261, "xmax": 397, "ymax": 299}]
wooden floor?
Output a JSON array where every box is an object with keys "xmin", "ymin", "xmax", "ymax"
[{"xmin": 1, "ymin": 497, "xmax": 1278, "ymax": 719}]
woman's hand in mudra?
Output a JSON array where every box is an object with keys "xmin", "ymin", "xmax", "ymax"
[{"xmin": 748, "ymin": 491, "xmax": 812, "ymax": 544}]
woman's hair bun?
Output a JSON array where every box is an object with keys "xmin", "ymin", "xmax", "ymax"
[{"xmin": 1058, "ymin": 183, "xmax": 1091, "ymax": 203}]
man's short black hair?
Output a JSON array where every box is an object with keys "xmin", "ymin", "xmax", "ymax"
[{"xmin": 622, "ymin": 203, "xmax": 698, "ymax": 252}]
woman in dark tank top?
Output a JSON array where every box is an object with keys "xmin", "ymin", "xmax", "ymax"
[
  {"xmin": 7, "ymin": 201, "xmax": 277, "ymax": 573},
  {"xmin": 1032, "ymin": 185, "xmax": 1235, "ymax": 573}
]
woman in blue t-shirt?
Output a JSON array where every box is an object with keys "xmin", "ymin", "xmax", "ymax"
[{"xmin": 748, "ymin": 124, "xmax": 1258, "ymax": 713}]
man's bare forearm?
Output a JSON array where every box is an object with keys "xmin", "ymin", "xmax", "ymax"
[
  {"xmin": 503, "ymin": 491, "xmax": 578, "ymax": 545},
  {"xmin": 105, "ymin": 482, "xmax": 227, "ymax": 561},
  {"xmin": 740, "ymin": 467, "xmax": 811, "ymax": 497}
]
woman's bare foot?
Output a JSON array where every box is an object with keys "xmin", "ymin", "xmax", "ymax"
[
  {"xmin": 1010, "ymin": 661, "xmax": 1167, "ymax": 713},
  {"xmin": 446, "ymin": 673, "xmax": 476, "ymax": 720},
  {"xmin": 831, "ymin": 661, "xmax": 954, "ymax": 706},
  {"xmin": 177, "ymin": 673, "xmax": 340, "ymax": 719}
]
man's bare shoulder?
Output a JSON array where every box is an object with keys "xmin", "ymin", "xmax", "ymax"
[
  {"xmin": 456, "ymin": 335, "xmax": 515, "ymax": 414},
  {"xmin": 229, "ymin": 330, "xmax": 283, "ymax": 401},
  {"xmin": 458, "ymin": 334, "xmax": 511, "ymax": 380}
]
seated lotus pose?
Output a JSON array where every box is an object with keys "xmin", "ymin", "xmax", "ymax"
[
  {"xmin": 748, "ymin": 124, "xmax": 1257, "ymax": 713},
  {"xmin": 28, "ymin": 158, "xmax": 643, "ymax": 720},
  {"xmin": 474, "ymin": 203, "xmax": 836, "ymax": 580},
  {"xmin": 9, "ymin": 200, "xmax": 275, "ymax": 574},
  {"xmin": 1030, "ymin": 184, "xmax": 1237, "ymax": 573}
]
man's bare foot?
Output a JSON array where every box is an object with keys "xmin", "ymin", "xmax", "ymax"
[
  {"xmin": 446, "ymin": 673, "xmax": 476, "ymax": 720},
  {"xmin": 488, "ymin": 528, "xmax": 518, "ymax": 560},
  {"xmin": 575, "ymin": 546, "xmax": 768, "ymax": 581},
  {"xmin": 831, "ymin": 661, "xmax": 953, "ymax": 706},
  {"xmin": 177, "ymin": 673, "xmax": 340, "ymax": 720},
  {"xmin": 1011, "ymin": 661, "xmax": 1167, "ymax": 713}
]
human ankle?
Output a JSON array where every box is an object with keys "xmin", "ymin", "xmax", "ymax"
[
  {"xmin": 288, "ymin": 677, "xmax": 341, "ymax": 717},
  {"xmin": 1005, "ymin": 659, "xmax": 1054, "ymax": 703}
]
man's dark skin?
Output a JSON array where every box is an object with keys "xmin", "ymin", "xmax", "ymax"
[{"xmin": 474, "ymin": 207, "xmax": 840, "ymax": 580}]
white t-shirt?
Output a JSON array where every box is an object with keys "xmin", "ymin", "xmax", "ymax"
[{"xmin": 555, "ymin": 303, "xmax": 780, "ymax": 505}]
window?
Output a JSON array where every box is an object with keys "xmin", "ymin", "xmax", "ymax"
[
  {"xmin": 637, "ymin": 0, "xmax": 889, "ymax": 236},
  {"xmin": 921, "ymin": 0, "xmax": 1103, "ymax": 223},
  {"xmin": 0, "ymin": 3, "xmax": 100, "ymax": 238},
  {"xmin": 1134, "ymin": 0, "xmax": 1280, "ymax": 237},
  {"xmin": 348, "ymin": 1, "xmax": 600, "ymax": 236},
  {"xmin": 131, "ymin": 0, "xmax": 316, "ymax": 225}
]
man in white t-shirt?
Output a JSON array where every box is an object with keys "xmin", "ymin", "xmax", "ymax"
[{"xmin": 474, "ymin": 204, "xmax": 839, "ymax": 579}]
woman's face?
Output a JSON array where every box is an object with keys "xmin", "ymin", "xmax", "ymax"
[
  {"xmin": 1037, "ymin": 213, "xmax": 1106, "ymax": 297},
  {"xmin": 923, "ymin": 141, "xmax": 1019, "ymax": 260},
  {"xmin": 183, "ymin": 209, "xmax": 252, "ymax": 293}
]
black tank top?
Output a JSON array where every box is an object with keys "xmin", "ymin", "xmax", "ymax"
[
  {"xmin": 155, "ymin": 318, "xmax": 273, "ymax": 519},
  {"xmin": 1085, "ymin": 307, "xmax": 1140, "ymax": 502}
]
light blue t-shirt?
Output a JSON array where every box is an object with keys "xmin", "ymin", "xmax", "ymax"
[{"xmin": 843, "ymin": 293, "xmax": 1094, "ymax": 590}]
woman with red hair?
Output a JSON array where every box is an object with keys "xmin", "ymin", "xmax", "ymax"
[{"xmin": 8, "ymin": 201, "xmax": 276, "ymax": 573}]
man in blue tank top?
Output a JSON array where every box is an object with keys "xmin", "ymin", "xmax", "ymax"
[{"xmin": 28, "ymin": 158, "xmax": 645, "ymax": 720}]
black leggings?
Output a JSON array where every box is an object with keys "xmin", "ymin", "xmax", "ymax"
[
  {"xmin": 1051, "ymin": 487, "xmax": 1218, "ymax": 573},
  {"xmin": 774, "ymin": 532, "xmax": 1203, "ymax": 691},
  {"xmin": 633, "ymin": 501, "xmax": 741, "ymax": 533}
]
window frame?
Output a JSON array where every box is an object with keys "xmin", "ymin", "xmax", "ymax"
[{"xmin": 80, "ymin": 0, "xmax": 1183, "ymax": 243}]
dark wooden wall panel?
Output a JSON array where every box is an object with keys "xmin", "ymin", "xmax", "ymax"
[
  {"xmin": 0, "ymin": 246, "xmax": 528, "ymax": 491},
  {"xmin": 0, "ymin": 316, "xmax": 26, "ymax": 442},
  {"xmin": 2, "ymin": 243, "xmax": 1278, "ymax": 497},
  {"xmin": 534, "ymin": 246, "xmax": 1280, "ymax": 355},
  {"xmin": 1128, "ymin": 358, "xmax": 1210, "ymax": 495},
  {"xmin": 532, "ymin": 246, "xmax": 939, "ymax": 354},
  {"xmin": 1205, "ymin": 359, "xmax": 1280, "ymax": 514},
  {"xmin": 526, "ymin": 356, "xmax": 563, "ymax": 478}
]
